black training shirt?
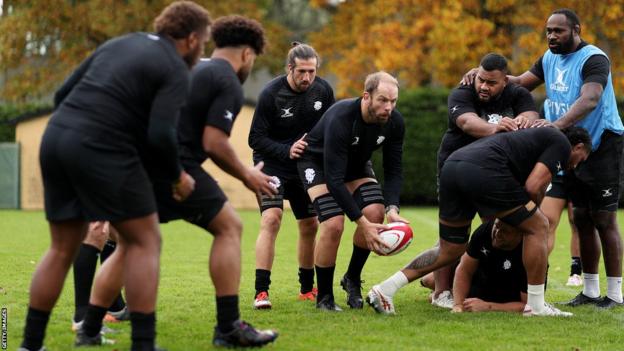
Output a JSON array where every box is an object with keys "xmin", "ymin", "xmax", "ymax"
[
  {"xmin": 438, "ymin": 83, "xmax": 536, "ymax": 171},
  {"xmin": 447, "ymin": 127, "xmax": 571, "ymax": 184},
  {"xmin": 52, "ymin": 32, "xmax": 189, "ymax": 182},
  {"xmin": 466, "ymin": 222, "xmax": 527, "ymax": 303},
  {"xmin": 529, "ymin": 41, "xmax": 610, "ymax": 88},
  {"xmin": 248, "ymin": 75, "xmax": 334, "ymax": 176},
  {"xmin": 304, "ymin": 98, "xmax": 404, "ymax": 221},
  {"xmin": 178, "ymin": 58, "xmax": 244, "ymax": 164}
]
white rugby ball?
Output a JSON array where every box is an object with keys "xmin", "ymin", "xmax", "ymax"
[{"xmin": 378, "ymin": 222, "xmax": 413, "ymax": 256}]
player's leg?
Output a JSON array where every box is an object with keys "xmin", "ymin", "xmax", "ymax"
[
  {"xmin": 592, "ymin": 210, "xmax": 623, "ymax": 307},
  {"xmin": 567, "ymin": 203, "xmax": 584, "ymax": 286},
  {"xmin": 21, "ymin": 221, "xmax": 87, "ymax": 351},
  {"xmin": 296, "ymin": 216, "xmax": 318, "ymax": 298},
  {"xmin": 497, "ymin": 204, "xmax": 551, "ymax": 314},
  {"xmin": 73, "ymin": 222, "xmax": 109, "ymax": 328},
  {"xmin": 541, "ymin": 196, "xmax": 567, "ymax": 255},
  {"xmin": 307, "ymin": 183, "xmax": 345, "ymax": 311},
  {"xmin": 254, "ymin": 205, "xmax": 283, "ymax": 309},
  {"xmin": 588, "ymin": 132, "xmax": 623, "ymax": 308},
  {"xmin": 566, "ymin": 205, "xmax": 603, "ymax": 305},
  {"xmin": 288, "ymin": 176, "xmax": 319, "ymax": 299},
  {"xmin": 208, "ymin": 202, "xmax": 279, "ymax": 347},
  {"xmin": 341, "ymin": 178, "xmax": 384, "ymax": 309},
  {"xmin": 431, "ymin": 261, "xmax": 456, "ymax": 309},
  {"xmin": 166, "ymin": 165, "xmax": 278, "ymax": 347},
  {"xmin": 367, "ymin": 160, "xmax": 472, "ymax": 314},
  {"xmin": 101, "ymin": 226, "xmax": 128, "ymax": 322},
  {"xmin": 253, "ymin": 171, "xmax": 285, "ymax": 308},
  {"xmin": 22, "ymin": 125, "xmax": 89, "ymax": 350}
]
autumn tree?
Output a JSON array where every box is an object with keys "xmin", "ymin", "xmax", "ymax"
[
  {"xmin": 310, "ymin": 0, "xmax": 624, "ymax": 97},
  {"xmin": 0, "ymin": 0, "xmax": 291, "ymax": 103}
]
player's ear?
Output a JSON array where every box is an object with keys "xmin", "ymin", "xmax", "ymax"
[{"xmin": 187, "ymin": 31, "xmax": 199, "ymax": 51}]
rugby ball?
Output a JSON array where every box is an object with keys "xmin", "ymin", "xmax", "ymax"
[{"xmin": 378, "ymin": 222, "xmax": 413, "ymax": 256}]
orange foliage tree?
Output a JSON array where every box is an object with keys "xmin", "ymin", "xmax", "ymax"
[
  {"xmin": 0, "ymin": 0, "xmax": 291, "ymax": 102},
  {"xmin": 311, "ymin": 0, "xmax": 624, "ymax": 97}
]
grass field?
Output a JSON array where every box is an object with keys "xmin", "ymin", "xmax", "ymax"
[{"xmin": 2, "ymin": 208, "xmax": 624, "ymax": 350}]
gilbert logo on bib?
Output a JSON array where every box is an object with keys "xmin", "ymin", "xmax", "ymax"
[{"xmin": 550, "ymin": 67, "xmax": 569, "ymax": 92}]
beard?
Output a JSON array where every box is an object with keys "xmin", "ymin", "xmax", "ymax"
[
  {"xmin": 368, "ymin": 104, "xmax": 389, "ymax": 124},
  {"xmin": 183, "ymin": 46, "xmax": 202, "ymax": 69},
  {"xmin": 237, "ymin": 66, "xmax": 250, "ymax": 84},
  {"xmin": 549, "ymin": 35, "xmax": 575, "ymax": 54}
]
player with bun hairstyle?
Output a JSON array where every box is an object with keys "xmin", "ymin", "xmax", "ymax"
[{"xmin": 249, "ymin": 42, "xmax": 335, "ymax": 310}]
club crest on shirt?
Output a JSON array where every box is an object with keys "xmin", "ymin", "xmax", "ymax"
[
  {"xmin": 487, "ymin": 113, "xmax": 502, "ymax": 124},
  {"xmin": 503, "ymin": 259, "xmax": 511, "ymax": 270},
  {"xmin": 305, "ymin": 168, "xmax": 316, "ymax": 184},
  {"xmin": 314, "ymin": 101, "xmax": 322, "ymax": 111}
]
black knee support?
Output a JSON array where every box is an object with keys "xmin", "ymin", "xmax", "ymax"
[
  {"xmin": 500, "ymin": 205, "xmax": 538, "ymax": 227},
  {"xmin": 353, "ymin": 182, "xmax": 384, "ymax": 210},
  {"xmin": 439, "ymin": 223, "xmax": 470, "ymax": 244},
  {"xmin": 313, "ymin": 193, "xmax": 343, "ymax": 223}
]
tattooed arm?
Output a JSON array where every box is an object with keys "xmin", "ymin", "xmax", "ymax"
[{"xmin": 401, "ymin": 240, "xmax": 466, "ymax": 282}]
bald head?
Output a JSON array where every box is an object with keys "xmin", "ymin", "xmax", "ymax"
[{"xmin": 364, "ymin": 71, "xmax": 399, "ymax": 95}]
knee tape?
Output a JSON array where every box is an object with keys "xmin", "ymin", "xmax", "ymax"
[
  {"xmin": 353, "ymin": 182, "xmax": 384, "ymax": 210},
  {"xmin": 439, "ymin": 223, "xmax": 470, "ymax": 244},
  {"xmin": 500, "ymin": 205, "xmax": 538, "ymax": 227},
  {"xmin": 313, "ymin": 193, "xmax": 343, "ymax": 223}
]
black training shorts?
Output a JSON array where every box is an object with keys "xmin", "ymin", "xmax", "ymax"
[
  {"xmin": 256, "ymin": 164, "xmax": 315, "ymax": 220},
  {"xmin": 154, "ymin": 161, "xmax": 227, "ymax": 230},
  {"xmin": 439, "ymin": 160, "xmax": 529, "ymax": 222},
  {"xmin": 296, "ymin": 156, "xmax": 376, "ymax": 191},
  {"xmin": 41, "ymin": 123, "xmax": 157, "ymax": 222},
  {"xmin": 568, "ymin": 130, "xmax": 624, "ymax": 211}
]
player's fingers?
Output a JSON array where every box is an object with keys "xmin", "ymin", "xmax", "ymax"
[{"xmin": 255, "ymin": 161, "xmax": 264, "ymax": 171}]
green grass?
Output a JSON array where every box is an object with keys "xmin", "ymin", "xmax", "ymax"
[{"xmin": 1, "ymin": 208, "xmax": 624, "ymax": 350}]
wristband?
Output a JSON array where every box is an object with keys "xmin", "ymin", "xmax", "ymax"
[{"xmin": 385, "ymin": 205, "xmax": 400, "ymax": 214}]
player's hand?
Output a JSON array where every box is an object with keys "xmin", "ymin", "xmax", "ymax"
[
  {"xmin": 530, "ymin": 119, "xmax": 551, "ymax": 128},
  {"xmin": 244, "ymin": 161, "xmax": 279, "ymax": 197},
  {"xmin": 495, "ymin": 117, "xmax": 518, "ymax": 132},
  {"xmin": 386, "ymin": 208, "xmax": 409, "ymax": 224},
  {"xmin": 451, "ymin": 304, "xmax": 464, "ymax": 313},
  {"xmin": 460, "ymin": 68, "xmax": 479, "ymax": 85},
  {"xmin": 172, "ymin": 170, "xmax": 195, "ymax": 202},
  {"xmin": 462, "ymin": 298, "xmax": 489, "ymax": 312},
  {"xmin": 513, "ymin": 116, "xmax": 531, "ymax": 129},
  {"xmin": 357, "ymin": 217, "xmax": 390, "ymax": 254},
  {"xmin": 289, "ymin": 133, "xmax": 308, "ymax": 159}
]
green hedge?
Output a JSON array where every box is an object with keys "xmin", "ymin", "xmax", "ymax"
[
  {"xmin": 372, "ymin": 88, "xmax": 450, "ymax": 205},
  {"xmin": 373, "ymin": 89, "xmax": 624, "ymax": 206},
  {"xmin": 0, "ymin": 103, "xmax": 53, "ymax": 142}
]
